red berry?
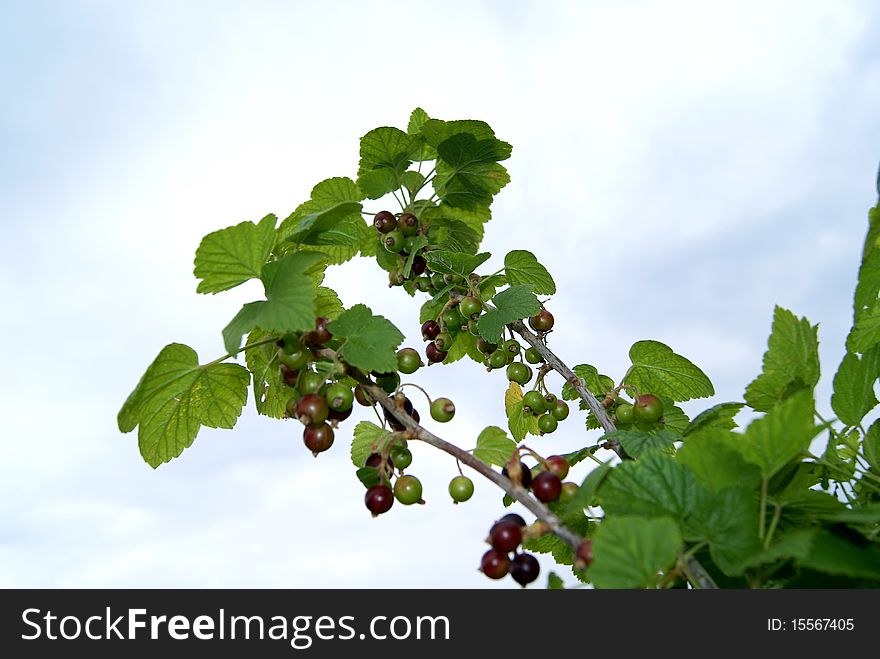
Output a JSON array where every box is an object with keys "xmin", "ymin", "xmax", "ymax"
[
  {"xmin": 365, "ymin": 484, "xmax": 394, "ymax": 516},
  {"xmin": 421, "ymin": 320, "xmax": 441, "ymax": 341},
  {"xmin": 425, "ymin": 342, "xmax": 447, "ymax": 364},
  {"xmin": 546, "ymin": 455, "xmax": 570, "ymax": 480},
  {"xmin": 575, "ymin": 538, "xmax": 593, "ymax": 569},
  {"xmin": 480, "ymin": 549, "xmax": 510, "ymax": 579},
  {"xmin": 489, "ymin": 519, "xmax": 523, "ymax": 552},
  {"xmin": 532, "ymin": 472, "xmax": 562, "ymax": 503},
  {"xmin": 295, "ymin": 393, "xmax": 329, "ymax": 426},
  {"xmin": 528, "ymin": 309, "xmax": 554, "ymax": 332},
  {"xmin": 510, "ymin": 553, "xmax": 540, "ymax": 586},
  {"xmin": 373, "ymin": 211, "xmax": 397, "ymax": 233},
  {"xmin": 303, "ymin": 422, "xmax": 334, "ymax": 455}
]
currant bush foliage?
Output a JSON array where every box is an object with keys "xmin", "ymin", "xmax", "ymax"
[{"xmin": 119, "ymin": 109, "xmax": 880, "ymax": 588}]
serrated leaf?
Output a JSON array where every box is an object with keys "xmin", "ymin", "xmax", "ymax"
[
  {"xmin": 657, "ymin": 396, "xmax": 689, "ymax": 435},
  {"xmin": 278, "ymin": 177, "xmax": 364, "ymax": 244},
  {"xmin": 220, "ymin": 252, "xmax": 325, "ymax": 353},
  {"xmin": 684, "ymin": 487, "xmax": 761, "ymax": 576},
  {"xmin": 433, "ymin": 133, "xmax": 511, "ymax": 209},
  {"xmin": 442, "ymin": 331, "xmax": 482, "ymax": 365},
  {"xmin": 599, "ymin": 450, "xmax": 702, "ymax": 521},
  {"xmin": 194, "ymin": 214, "xmax": 277, "ymax": 294},
  {"xmin": 565, "ymin": 459, "xmax": 614, "ymax": 514},
  {"xmin": 588, "ymin": 516, "xmax": 682, "ymax": 589},
  {"xmin": 798, "ymin": 530, "xmax": 880, "ymax": 580},
  {"xmin": 118, "ymin": 343, "xmax": 249, "ymax": 468},
  {"xmin": 847, "ymin": 301, "xmax": 880, "ymax": 354},
  {"xmin": 744, "ymin": 307, "xmax": 820, "ymax": 412},
  {"xmin": 821, "ymin": 428, "xmax": 860, "ymax": 482},
  {"xmin": 561, "ymin": 364, "xmax": 611, "ymax": 402},
  {"xmin": 610, "ymin": 429, "xmax": 678, "ymax": 458},
  {"xmin": 419, "ymin": 287, "xmax": 454, "ymax": 323},
  {"xmin": 865, "ymin": 418, "xmax": 880, "ymax": 470},
  {"xmin": 477, "ymin": 285, "xmax": 541, "ymax": 343},
  {"xmin": 244, "ymin": 329, "xmax": 291, "ymax": 419},
  {"xmin": 314, "ymin": 286, "xmax": 344, "ymax": 320},
  {"xmin": 523, "ymin": 514, "xmax": 590, "ymax": 566},
  {"xmin": 624, "ymin": 341, "xmax": 714, "ymax": 402},
  {"xmin": 560, "ymin": 446, "xmax": 599, "ymax": 469},
  {"xmin": 426, "ymin": 217, "xmax": 482, "ymax": 254},
  {"xmin": 329, "ymin": 304, "xmax": 405, "ymax": 374},
  {"xmin": 684, "ymin": 403, "xmax": 743, "ymax": 436},
  {"xmin": 473, "ymin": 426, "xmax": 517, "ymax": 467},
  {"xmin": 356, "ymin": 466, "xmax": 381, "ymax": 489},
  {"xmin": 350, "ymin": 421, "xmax": 387, "ymax": 469},
  {"xmin": 356, "ymin": 127, "xmax": 417, "ymax": 199},
  {"xmin": 423, "ymin": 250, "xmax": 490, "ymax": 277},
  {"xmin": 546, "ymin": 572, "xmax": 565, "ymax": 589},
  {"xmin": 419, "ymin": 118, "xmax": 496, "ymax": 147},
  {"xmin": 504, "ymin": 250, "xmax": 556, "ymax": 295},
  {"xmin": 407, "ymin": 107, "xmax": 436, "ymax": 161},
  {"xmin": 738, "ymin": 390, "xmax": 820, "ymax": 479},
  {"xmin": 677, "ymin": 428, "xmax": 762, "ymax": 492},
  {"xmin": 831, "ymin": 347, "xmax": 880, "ymax": 426}
]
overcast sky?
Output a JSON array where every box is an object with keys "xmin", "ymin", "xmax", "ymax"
[{"xmin": 2, "ymin": 0, "xmax": 879, "ymax": 589}]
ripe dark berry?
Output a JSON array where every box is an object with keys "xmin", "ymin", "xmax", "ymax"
[
  {"xmin": 425, "ymin": 342, "xmax": 447, "ymax": 364},
  {"xmin": 393, "ymin": 474, "xmax": 424, "ymax": 505},
  {"xmin": 430, "ymin": 397, "xmax": 455, "ymax": 422},
  {"xmin": 306, "ymin": 316, "xmax": 332, "ymax": 345},
  {"xmin": 398, "ymin": 212, "xmax": 419, "ymax": 234},
  {"xmin": 524, "ymin": 347, "xmax": 542, "ymax": 364},
  {"xmin": 448, "ymin": 475, "xmax": 474, "ymax": 502},
  {"xmin": 552, "ymin": 399, "xmax": 570, "ymax": 421},
  {"xmin": 480, "ymin": 549, "xmax": 510, "ymax": 580},
  {"xmin": 634, "ymin": 394, "xmax": 664, "ymax": 423},
  {"xmin": 390, "ymin": 446, "xmax": 413, "ymax": 470},
  {"xmin": 506, "ymin": 362, "xmax": 532, "ymax": 385},
  {"xmin": 538, "ymin": 413, "xmax": 558, "ymax": 434},
  {"xmin": 279, "ymin": 363, "xmax": 299, "ymax": 387},
  {"xmin": 510, "ymin": 553, "xmax": 540, "ymax": 587},
  {"xmin": 299, "ymin": 371, "xmax": 325, "ymax": 395},
  {"xmin": 616, "ymin": 402, "xmax": 635, "ymax": 424},
  {"xmin": 489, "ymin": 519, "xmax": 523, "ymax": 552},
  {"xmin": 502, "ymin": 461, "xmax": 533, "ymax": 489},
  {"xmin": 434, "ymin": 332, "xmax": 453, "ymax": 352},
  {"xmin": 532, "ymin": 471, "xmax": 562, "ymax": 503},
  {"xmin": 383, "ymin": 230, "xmax": 405, "ymax": 253},
  {"xmin": 396, "ymin": 347, "xmax": 422, "ymax": 374},
  {"xmin": 325, "ymin": 383, "xmax": 354, "ymax": 412},
  {"xmin": 365, "ymin": 484, "xmax": 394, "ymax": 517},
  {"xmin": 327, "ymin": 405, "xmax": 353, "ymax": 423},
  {"xmin": 459, "ymin": 296, "xmax": 482, "ymax": 319},
  {"xmin": 412, "ymin": 255, "xmax": 427, "ymax": 276},
  {"xmin": 546, "ymin": 455, "xmax": 570, "ymax": 480},
  {"xmin": 365, "ymin": 452, "xmax": 394, "ymax": 471},
  {"xmin": 528, "ymin": 309, "xmax": 555, "ymax": 332},
  {"xmin": 523, "ymin": 390, "xmax": 547, "ymax": 414},
  {"xmin": 421, "ymin": 320, "xmax": 441, "ymax": 341},
  {"xmin": 303, "ymin": 422, "xmax": 334, "ymax": 455},
  {"xmin": 373, "ymin": 210, "xmax": 397, "ymax": 233},
  {"xmin": 354, "ymin": 385, "xmax": 374, "ymax": 407},
  {"xmin": 295, "ymin": 393, "xmax": 329, "ymax": 426},
  {"xmin": 499, "ymin": 513, "xmax": 526, "ymax": 527}
]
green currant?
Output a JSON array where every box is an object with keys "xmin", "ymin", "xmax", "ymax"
[
  {"xmin": 278, "ymin": 348, "xmax": 309, "ymax": 371},
  {"xmin": 403, "ymin": 235, "xmax": 421, "ymax": 253},
  {"xmin": 467, "ymin": 319, "xmax": 480, "ymax": 336},
  {"xmin": 396, "ymin": 347, "xmax": 422, "ymax": 374},
  {"xmin": 633, "ymin": 394, "xmax": 664, "ymax": 423},
  {"xmin": 552, "ymin": 399, "xmax": 570, "ymax": 421},
  {"xmin": 375, "ymin": 372, "xmax": 401, "ymax": 394},
  {"xmin": 504, "ymin": 339, "xmax": 521, "ymax": 355},
  {"xmin": 430, "ymin": 273, "xmax": 446, "ymax": 290},
  {"xmin": 523, "ymin": 390, "xmax": 547, "ymax": 414},
  {"xmin": 477, "ymin": 338, "xmax": 497, "ymax": 354},
  {"xmin": 506, "ymin": 362, "xmax": 533, "ymax": 385},
  {"xmin": 325, "ymin": 383, "xmax": 353, "ymax": 412},
  {"xmin": 524, "ymin": 347, "xmax": 542, "ymax": 364},
  {"xmin": 398, "ymin": 212, "xmax": 419, "ymax": 236},
  {"xmin": 442, "ymin": 308, "xmax": 464, "ymax": 331},
  {"xmin": 544, "ymin": 393, "xmax": 558, "ymax": 408},
  {"xmin": 488, "ymin": 350, "xmax": 508, "ymax": 369},
  {"xmin": 430, "ymin": 397, "xmax": 456, "ymax": 423},
  {"xmin": 298, "ymin": 371, "xmax": 325, "ymax": 395},
  {"xmin": 616, "ymin": 402, "xmax": 634, "ymax": 424},
  {"xmin": 277, "ymin": 332, "xmax": 302, "ymax": 355},
  {"xmin": 415, "ymin": 276, "xmax": 432, "ymax": 292},
  {"xmin": 448, "ymin": 475, "xmax": 474, "ymax": 503},
  {"xmin": 459, "ymin": 296, "xmax": 482, "ymax": 319},
  {"xmin": 538, "ymin": 414, "xmax": 558, "ymax": 433},
  {"xmin": 393, "ymin": 474, "xmax": 424, "ymax": 505},
  {"xmin": 391, "ymin": 446, "xmax": 413, "ymax": 470},
  {"xmin": 434, "ymin": 332, "xmax": 454, "ymax": 352},
  {"xmin": 559, "ymin": 481, "xmax": 578, "ymax": 505},
  {"xmin": 383, "ymin": 230, "xmax": 405, "ymax": 253}
]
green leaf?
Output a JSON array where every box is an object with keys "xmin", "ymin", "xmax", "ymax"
[
  {"xmin": 744, "ymin": 307, "xmax": 820, "ymax": 412},
  {"xmin": 220, "ymin": 252, "xmax": 325, "ymax": 353},
  {"xmin": 684, "ymin": 487, "xmax": 761, "ymax": 576},
  {"xmin": 423, "ymin": 250, "xmax": 490, "ymax": 277},
  {"xmin": 407, "ymin": 107, "xmax": 435, "ymax": 160},
  {"xmin": 560, "ymin": 446, "xmax": 599, "ymax": 469},
  {"xmin": 356, "ymin": 466, "xmax": 381, "ymax": 489},
  {"xmin": 419, "ymin": 118, "xmax": 497, "ymax": 147},
  {"xmin": 350, "ymin": 421, "xmax": 387, "ymax": 468},
  {"xmin": 561, "ymin": 364, "xmax": 612, "ymax": 403},
  {"xmin": 402, "ymin": 237, "xmax": 429, "ymax": 278},
  {"xmin": 433, "ymin": 133, "xmax": 511, "ymax": 209},
  {"xmin": 329, "ymin": 304, "xmax": 405, "ymax": 374},
  {"xmin": 278, "ymin": 177, "xmax": 364, "ymax": 244},
  {"xmin": 522, "ymin": 514, "xmax": 590, "ymax": 566},
  {"xmin": 504, "ymin": 382, "xmax": 530, "ymax": 441},
  {"xmin": 194, "ymin": 214, "xmax": 277, "ymax": 294},
  {"xmin": 677, "ymin": 429, "xmax": 762, "ymax": 492},
  {"xmin": 503, "ymin": 250, "xmax": 556, "ymax": 295},
  {"xmin": 118, "ymin": 344, "xmax": 249, "ymax": 468},
  {"xmin": 314, "ymin": 286, "xmax": 344, "ymax": 320},
  {"xmin": 419, "ymin": 286, "xmax": 454, "ymax": 324},
  {"xmin": 442, "ymin": 331, "xmax": 483, "ymax": 365},
  {"xmin": 865, "ymin": 418, "xmax": 880, "ymax": 470},
  {"xmin": 799, "ymin": 530, "xmax": 880, "ymax": 580},
  {"xmin": 610, "ymin": 429, "xmax": 678, "ymax": 458},
  {"xmin": 847, "ymin": 300, "xmax": 880, "ymax": 354},
  {"xmin": 624, "ymin": 341, "xmax": 714, "ymax": 402},
  {"xmin": 599, "ymin": 450, "xmax": 701, "ymax": 521},
  {"xmin": 821, "ymin": 428, "xmax": 860, "ymax": 482},
  {"xmin": 473, "ymin": 426, "xmax": 517, "ymax": 467},
  {"xmin": 831, "ymin": 347, "xmax": 880, "ymax": 426},
  {"xmin": 565, "ymin": 459, "xmax": 614, "ymax": 514},
  {"xmin": 684, "ymin": 402, "xmax": 743, "ymax": 436},
  {"xmin": 244, "ymin": 329, "xmax": 291, "ymax": 419},
  {"xmin": 356, "ymin": 127, "xmax": 417, "ymax": 198},
  {"xmin": 546, "ymin": 572, "xmax": 565, "ymax": 589},
  {"xmin": 849, "ymin": 220, "xmax": 880, "ymax": 354},
  {"xmin": 737, "ymin": 529, "xmax": 818, "ymax": 570},
  {"xmin": 423, "ymin": 204, "xmax": 490, "ymax": 241},
  {"xmin": 657, "ymin": 396, "xmax": 689, "ymax": 435},
  {"xmin": 426, "ymin": 218, "xmax": 482, "ymax": 254},
  {"xmin": 738, "ymin": 390, "xmax": 820, "ymax": 479},
  {"xmin": 588, "ymin": 516, "xmax": 682, "ymax": 589},
  {"xmin": 477, "ymin": 285, "xmax": 541, "ymax": 343}
]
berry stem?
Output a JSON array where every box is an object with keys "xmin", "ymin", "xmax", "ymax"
[{"xmin": 396, "ymin": 383, "xmax": 434, "ymax": 405}]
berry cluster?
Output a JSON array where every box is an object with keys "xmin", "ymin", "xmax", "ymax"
[
  {"xmin": 363, "ymin": 437, "xmax": 425, "ymax": 517},
  {"xmin": 501, "ymin": 454, "xmax": 572, "ymax": 504},
  {"xmin": 609, "ymin": 392, "xmax": 665, "ymax": 430},
  {"xmin": 479, "ymin": 513, "xmax": 541, "ymax": 586}
]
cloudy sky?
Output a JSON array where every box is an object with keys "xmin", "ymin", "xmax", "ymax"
[{"xmin": 1, "ymin": 0, "xmax": 879, "ymax": 589}]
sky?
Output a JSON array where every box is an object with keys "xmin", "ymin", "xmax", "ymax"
[{"xmin": 1, "ymin": 0, "xmax": 879, "ymax": 588}]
